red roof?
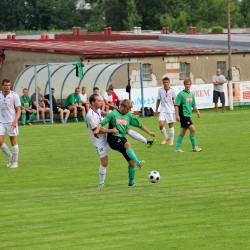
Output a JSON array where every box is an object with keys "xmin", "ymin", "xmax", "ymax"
[{"xmin": 0, "ymin": 39, "xmax": 206, "ymax": 58}]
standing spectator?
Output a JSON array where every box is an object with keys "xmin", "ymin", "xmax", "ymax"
[
  {"xmin": 44, "ymin": 88, "xmax": 70, "ymax": 123},
  {"xmin": 0, "ymin": 79, "xmax": 21, "ymax": 168},
  {"xmin": 174, "ymin": 79, "xmax": 202, "ymax": 153},
  {"xmin": 102, "ymin": 89, "xmax": 118, "ymax": 112},
  {"xmin": 31, "ymin": 87, "xmax": 50, "ymax": 124},
  {"xmin": 63, "ymin": 87, "xmax": 86, "ymax": 122},
  {"xmin": 93, "ymin": 87, "xmax": 105, "ymax": 111},
  {"xmin": 79, "ymin": 86, "xmax": 90, "ymax": 113},
  {"xmin": 155, "ymin": 77, "xmax": 176, "ymax": 145},
  {"xmin": 108, "ymin": 83, "xmax": 120, "ymax": 107},
  {"xmin": 19, "ymin": 88, "xmax": 37, "ymax": 125},
  {"xmin": 212, "ymin": 68, "xmax": 226, "ymax": 113}
]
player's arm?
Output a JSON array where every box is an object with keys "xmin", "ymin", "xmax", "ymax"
[
  {"xmin": 155, "ymin": 99, "xmax": 160, "ymax": 116},
  {"xmin": 175, "ymin": 105, "xmax": 180, "ymax": 122},
  {"xmin": 12, "ymin": 106, "xmax": 21, "ymax": 129},
  {"xmin": 98, "ymin": 127, "xmax": 118, "ymax": 134},
  {"xmin": 193, "ymin": 106, "xmax": 200, "ymax": 118}
]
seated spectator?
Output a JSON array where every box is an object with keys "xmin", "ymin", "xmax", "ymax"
[
  {"xmin": 44, "ymin": 88, "xmax": 70, "ymax": 124},
  {"xmin": 62, "ymin": 87, "xmax": 86, "ymax": 122},
  {"xmin": 93, "ymin": 87, "xmax": 105, "ymax": 111},
  {"xmin": 102, "ymin": 88, "xmax": 118, "ymax": 112},
  {"xmin": 108, "ymin": 83, "xmax": 121, "ymax": 107},
  {"xmin": 31, "ymin": 87, "xmax": 50, "ymax": 124},
  {"xmin": 19, "ymin": 88, "xmax": 37, "ymax": 125},
  {"xmin": 80, "ymin": 86, "xmax": 90, "ymax": 112}
]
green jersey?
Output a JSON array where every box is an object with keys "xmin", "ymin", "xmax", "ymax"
[
  {"xmin": 100, "ymin": 109, "xmax": 142, "ymax": 137},
  {"xmin": 63, "ymin": 93, "xmax": 81, "ymax": 108},
  {"xmin": 175, "ymin": 90, "xmax": 196, "ymax": 117},
  {"xmin": 20, "ymin": 95, "xmax": 32, "ymax": 109}
]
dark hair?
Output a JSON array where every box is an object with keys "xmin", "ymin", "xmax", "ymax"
[
  {"xmin": 51, "ymin": 88, "xmax": 55, "ymax": 91},
  {"xmin": 93, "ymin": 87, "xmax": 99, "ymax": 91},
  {"xmin": 89, "ymin": 94, "xmax": 99, "ymax": 104},
  {"xmin": 75, "ymin": 87, "xmax": 80, "ymax": 91},
  {"xmin": 2, "ymin": 79, "xmax": 11, "ymax": 85},
  {"xmin": 183, "ymin": 78, "xmax": 191, "ymax": 85},
  {"xmin": 162, "ymin": 77, "xmax": 170, "ymax": 82}
]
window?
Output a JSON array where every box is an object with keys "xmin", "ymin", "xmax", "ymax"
[
  {"xmin": 217, "ymin": 61, "xmax": 227, "ymax": 77},
  {"xmin": 142, "ymin": 63, "xmax": 152, "ymax": 80},
  {"xmin": 180, "ymin": 62, "xmax": 190, "ymax": 79}
]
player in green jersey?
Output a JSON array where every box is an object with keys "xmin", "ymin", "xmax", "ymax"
[
  {"xmin": 95, "ymin": 99, "xmax": 156, "ymax": 186},
  {"xmin": 174, "ymin": 79, "xmax": 202, "ymax": 153}
]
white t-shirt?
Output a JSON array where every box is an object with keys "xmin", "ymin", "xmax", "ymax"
[
  {"xmin": 157, "ymin": 87, "xmax": 176, "ymax": 114},
  {"xmin": 79, "ymin": 93, "xmax": 88, "ymax": 102},
  {"xmin": 86, "ymin": 108, "xmax": 107, "ymax": 147},
  {"xmin": 212, "ymin": 75, "xmax": 226, "ymax": 92},
  {"xmin": 102, "ymin": 92, "xmax": 113, "ymax": 102},
  {"xmin": 0, "ymin": 91, "xmax": 21, "ymax": 123}
]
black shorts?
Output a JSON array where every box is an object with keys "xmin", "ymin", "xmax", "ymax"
[
  {"xmin": 213, "ymin": 90, "xmax": 225, "ymax": 105},
  {"xmin": 107, "ymin": 134, "xmax": 130, "ymax": 162},
  {"xmin": 53, "ymin": 106, "xmax": 61, "ymax": 113},
  {"xmin": 180, "ymin": 116, "xmax": 193, "ymax": 128}
]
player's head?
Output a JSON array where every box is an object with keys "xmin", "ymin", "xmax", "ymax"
[
  {"xmin": 2, "ymin": 79, "xmax": 11, "ymax": 93},
  {"xmin": 81, "ymin": 86, "xmax": 87, "ymax": 94},
  {"xmin": 183, "ymin": 78, "xmax": 192, "ymax": 91},
  {"xmin": 162, "ymin": 77, "xmax": 170, "ymax": 88},
  {"xmin": 89, "ymin": 93, "xmax": 102, "ymax": 109},
  {"xmin": 51, "ymin": 88, "xmax": 55, "ymax": 95},
  {"xmin": 107, "ymin": 88, "xmax": 113, "ymax": 96},
  {"xmin": 216, "ymin": 68, "xmax": 222, "ymax": 76},
  {"xmin": 22, "ymin": 88, "xmax": 28, "ymax": 96},
  {"xmin": 120, "ymin": 99, "xmax": 133, "ymax": 114},
  {"xmin": 75, "ymin": 87, "xmax": 80, "ymax": 95},
  {"xmin": 108, "ymin": 83, "xmax": 115, "ymax": 90}
]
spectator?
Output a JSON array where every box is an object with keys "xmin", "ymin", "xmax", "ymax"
[
  {"xmin": 31, "ymin": 87, "xmax": 50, "ymax": 124},
  {"xmin": 63, "ymin": 87, "xmax": 86, "ymax": 122},
  {"xmin": 79, "ymin": 86, "xmax": 90, "ymax": 113},
  {"xmin": 44, "ymin": 88, "xmax": 70, "ymax": 123},
  {"xmin": 212, "ymin": 68, "xmax": 226, "ymax": 113},
  {"xmin": 19, "ymin": 88, "xmax": 37, "ymax": 125},
  {"xmin": 108, "ymin": 83, "xmax": 120, "ymax": 107},
  {"xmin": 102, "ymin": 88, "xmax": 118, "ymax": 112},
  {"xmin": 93, "ymin": 87, "xmax": 105, "ymax": 111}
]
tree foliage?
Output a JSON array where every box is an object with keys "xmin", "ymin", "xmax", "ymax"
[{"xmin": 0, "ymin": 0, "xmax": 249, "ymax": 32}]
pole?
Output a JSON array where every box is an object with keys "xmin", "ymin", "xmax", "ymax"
[{"xmin": 227, "ymin": 0, "xmax": 233, "ymax": 111}]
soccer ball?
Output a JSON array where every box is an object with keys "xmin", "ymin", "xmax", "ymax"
[{"xmin": 148, "ymin": 170, "xmax": 160, "ymax": 183}]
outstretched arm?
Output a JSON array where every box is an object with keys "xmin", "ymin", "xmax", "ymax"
[{"xmin": 139, "ymin": 125, "xmax": 156, "ymax": 137}]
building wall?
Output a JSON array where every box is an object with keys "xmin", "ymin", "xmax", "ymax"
[{"xmin": 1, "ymin": 50, "xmax": 250, "ymax": 96}]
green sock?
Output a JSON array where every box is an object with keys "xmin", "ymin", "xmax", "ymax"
[
  {"xmin": 176, "ymin": 135, "xmax": 184, "ymax": 150},
  {"xmin": 126, "ymin": 148, "xmax": 139, "ymax": 166},
  {"xmin": 21, "ymin": 113, "xmax": 26, "ymax": 124},
  {"xmin": 128, "ymin": 165, "xmax": 135, "ymax": 186},
  {"xmin": 190, "ymin": 133, "xmax": 196, "ymax": 149},
  {"xmin": 28, "ymin": 113, "xmax": 36, "ymax": 122}
]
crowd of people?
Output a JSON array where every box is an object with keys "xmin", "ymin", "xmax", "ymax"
[{"xmin": 0, "ymin": 69, "xmax": 226, "ymax": 184}]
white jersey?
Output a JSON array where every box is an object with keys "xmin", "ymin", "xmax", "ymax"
[
  {"xmin": 0, "ymin": 91, "xmax": 21, "ymax": 123},
  {"xmin": 86, "ymin": 108, "xmax": 107, "ymax": 148},
  {"xmin": 80, "ymin": 93, "xmax": 88, "ymax": 102},
  {"xmin": 102, "ymin": 92, "xmax": 113, "ymax": 102},
  {"xmin": 212, "ymin": 74, "xmax": 226, "ymax": 92},
  {"xmin": 157, "ymin": 87, "xmax": 176, "ymax": 114}
]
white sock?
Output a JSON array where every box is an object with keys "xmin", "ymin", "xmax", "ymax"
[
  {"xmin": 161, "ymin": 128, "xmax": 168, "ymax": 138},
  {"xmin": 127, "ymin": 129, "xmax": 147, "ymax": 144},
  {"xmin": 12, "ymin": 144, "xmax": 19, "ymax": 164},
  {"xmin": 99, "ymin": 165, "xmax": 106, "ymax": 184},
  {"xmin": 169, "ymin": 127, "xmax": 175, "ymax": 142},
  {"xmin": 1, "ymin": 143, "xmax": 12, "ymax": 158}
]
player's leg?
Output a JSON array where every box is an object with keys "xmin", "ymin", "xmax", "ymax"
[
  {"xmin": 9, "ymin": 136, "xmax": 19, "ymax": 168},
  {"xmin": 220, "ymin": 92, "xmax": 226, "ymax": 113},
  {"xmin": 159, "ymin": 114, "xmax": 169, "ymax": 144},
  {"xmin": 97, "ymin": 143, "xmax": 110, "ymax": 187},
  {"xmin": 63, "ymin": 109, "xmax": 70, "ymax": 123},
  {"xmin": 69, "ymin": 106, "xmax": 78, "ymax": 122},
  {"xmin": 127, "ymin": 160, "xmax": 137, "ymax": 186},
  {"xmin": 189, "ymin": 124, "xmax": 202, "ymax": 152},
  {"xmin": 126, "ymin": 128, "xmax": 156, "ymax": 148},
  {"xmin": 0, "ymin": 125, "xmax": 12, "ymax": 167},
  {"xmin": 175, "ymin": 126, "xmax": 187, "ymax": 152},
  {"xmin": 167, "ymin": 113, "xmax": 175, "ymax": 145},
  {"xmin": 57, "ymin": 108, "xmax": 64, "ymax": 123},
  {"xmin": 81, "ymin": 106, "xmax": 86, "ymax": 122},
  {"xmin": 21, "ymin": 109, "xmax": 26, "ymax": 125},
  {"xmin": 124, "ymin": 141, "xmax": 144, "ymax": 168},
  {"xmin": 213, "ymin": 90, "xmax": 219, "ymax": 113},
  {"xmin": 27, "ymin": 109, "xmax": 37, "ymax": 125}
]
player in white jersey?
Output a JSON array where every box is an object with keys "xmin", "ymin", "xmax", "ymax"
[
  {"xmin": 0, "ymin": 79, "xmax": 21, "ymax": 168},
  {"xmin": 155, "ymin": 77, "xmax": 176, "ymax": 145},
  {"xmin": 86, "ymin": 94, "xmax": 119, "ymax": 187}
]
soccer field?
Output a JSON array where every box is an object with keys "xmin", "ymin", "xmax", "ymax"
[{"xmin": 0, "ymin": 108, "xmax": 249, "ymax": 250}]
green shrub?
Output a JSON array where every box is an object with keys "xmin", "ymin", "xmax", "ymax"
[{"xmin": 211, "ymin": 26, "xmax": 224, "ymax": 33}]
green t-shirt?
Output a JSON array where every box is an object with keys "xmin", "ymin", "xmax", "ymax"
[
  {"xmin": 63, "ymin": 93, "xmax": 81, "ymax": 108},
  {"xmin": 175, "ymin": 90, "xmax": 196, "ymax": 117},
  {"xmin": 20, "ymin": 95, "xmax": 32, "ymax": 109},
  {"xmin": 100, "ymin": 110, "xmax": 142, "ymax": 137}
]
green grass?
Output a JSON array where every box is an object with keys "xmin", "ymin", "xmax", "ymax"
[{"xmin": 0, "ymin": 109, "xmax": 250, "ymax": 250}]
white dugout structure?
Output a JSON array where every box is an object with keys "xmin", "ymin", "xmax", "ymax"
[{"xmin": 13, "ymin": 61, "xmax": 146, "ymax": 123}]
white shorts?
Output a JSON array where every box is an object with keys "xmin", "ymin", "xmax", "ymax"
[
  {"xmin": 0, "ymin": 123, "xmax": 19, "ymax": 136},
  {"xmin": 159, "ymin": 112, "xmax": 176, "ymax": 124},
  {"xmin": 95, "ymin": 141, "xmax": 110, "ymax": 159}
]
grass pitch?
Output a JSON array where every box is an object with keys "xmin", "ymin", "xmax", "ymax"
[{"xmin": 0, "ymin": 108, "xmax": 249, "ymax": 250}]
